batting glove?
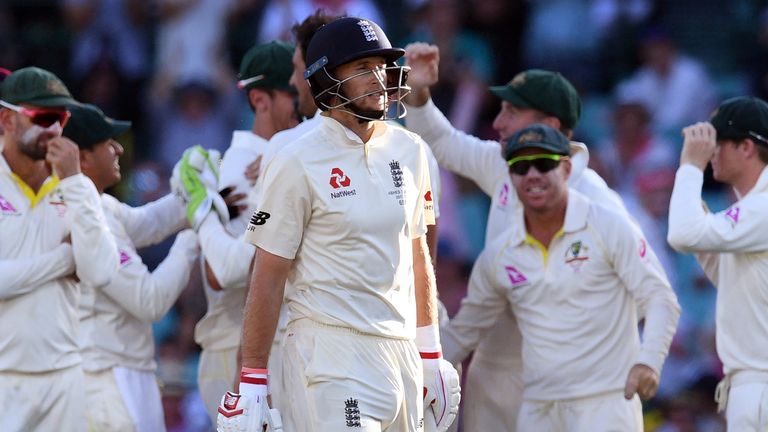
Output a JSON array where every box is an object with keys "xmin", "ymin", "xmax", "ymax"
[
  {"xmin": 217, "ymin": 368, "xmax": 283, "ymax": 432},
  {"xmin": 417, "ymin": 324, "xmax": 461, "ymax": 432}
]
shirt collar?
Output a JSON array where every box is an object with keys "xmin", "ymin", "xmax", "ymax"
[{"xmin": 319, "ymin": 113, "xmax": 387, "ymax": 146}]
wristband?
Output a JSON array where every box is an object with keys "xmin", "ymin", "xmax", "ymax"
[
  {"xmin": 239, "ymin": 367, "xmax": 268, "ymax": 397},
  {"xmin": 416, "ymin": 324, "xmax": 442, "ymax": 358}
]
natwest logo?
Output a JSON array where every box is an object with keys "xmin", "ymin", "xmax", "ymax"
[{"xmin": 329, "ymin": 168, "xmax": 351, "ymax": 189}]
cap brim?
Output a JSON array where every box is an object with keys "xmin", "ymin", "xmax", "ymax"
[
  {"xmin": 489, "ymin": 85, "xmax": 533, "ymax": 108},
  {"xmin": 109, "ymin": 120, "xmax": 132, "ymax": 138},
  {"xmin": 25, "ymin": 95, "xmax": 82, "ymax": 108},
  {"xmin": 506, "ymin": 142, "xmax": 571, "ymax": 157}
]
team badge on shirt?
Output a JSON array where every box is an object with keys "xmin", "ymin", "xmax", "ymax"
[
  {"xmin": 387, "ymin": 160, "xmax": 406, "ymax": 205},
  {"xmin": 344, "ymin": 398, "xmax": 362, "ymax": 427},
  {"xmin": 0, "ymin": 194, "xmax": 19, "ymax": 215},
  {"xmin": 564, "ymin": 240, "xmax": 589, "ymax": 271}
]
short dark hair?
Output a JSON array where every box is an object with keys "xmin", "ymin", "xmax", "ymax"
[
  {"xmin": 755, "ymin": 139, "xmax": 768, "ymax": 164},
  {"xmin": 292, "ymin": 9, "xmax": 339, "ymax": 63}
]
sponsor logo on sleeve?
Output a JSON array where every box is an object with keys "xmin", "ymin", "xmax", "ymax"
[
  {"xmin": 119, "ymin": 250, "xmax": 132, "ymax": 266},
  {"xmin": 424, "ymin": 190, "xmax": 434, "ymax": 213},
  {"xmin": 497, "ymin": 183, "xmax": 509, "ymax": 208},
  {"xmin": 725, "ymin": 206, "xmax": 740, "ymax": 225},
  {"xmin": 246, "ymin": 211, "xmax": 271, "ymax": 232},
  {"xmin": 638, "ymin": 238, "xmax": 647, "ymax": 258}
]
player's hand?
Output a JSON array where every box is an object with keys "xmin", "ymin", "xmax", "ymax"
[
  {"xmin": 422, "ymin": 356, "xmax": 461, "ymax": 431},
  {"xmin": 244, "ymin": 155, "xmax": 262, "ymax": 186},
  {"xmin": 680, "ymin": 122, "xmax": 717, "ymax": 171},
  {"xmin": 171, "ymin": 147, "xmax": 229, "ymax": 230},
  {"xmin": 217, "ymin": 368, "xmax": 283, "ymax": 432},
  {"xmin": 404, "ymin": 43, "xmax": 440, "ymax": 89},
  {"xmin": 46, "ymin": 137, "xmax": 81, "ymax": 179},
  {"xmin": 220, "ymin": 186, "xmax": 247, "ymax": 220},
  {"xmin": 403, "ymin": 42, "xmax": 439, "ymax": 107},
  {"xmin": 624, "ymin": 363, "xmax": 659, "ymax": 400}
]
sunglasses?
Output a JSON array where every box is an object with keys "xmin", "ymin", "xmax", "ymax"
[
  {"xmin": 507, "ymin": 153, "xmax": 565, "ymax": 175},
  {"xmin": 0, "ymin": 100, "xmax": 71, "ymax": 128}
]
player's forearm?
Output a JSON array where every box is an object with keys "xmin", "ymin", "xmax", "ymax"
[
  {"xmin": 405, "ymin": 100, "xmax": 504, "ymax": 196},
  {"xmin": 414, "ymin": 236, "xmax": 438, "ymax": 327},
  {"xmin": 62, "ymin": 174, "xmax": 118, "ymax": 287},
  {"xmin": 120, "ymin": 194, "xmax": 187, "ymax": 249},
  {"xmin": 0, "ymin": 245, "xmax": 74, "ymax": 299},
  {"xmin": 404, "ymin": 86, "xmax": 430, "ymax": 107},
  {"xmin": 636, "ymin": 290, "xmax": 681, "ymax": 374},
  {"xmin": 103, "ymin": 230, "xmax": 199, "ymax": 321},
  {"xmin": 199, "ymin": 214, "xmax": 254, "ymax": 289},
  {"xmin": 240, "ymin": 248, "xmax": 290, "ymax": 368}
]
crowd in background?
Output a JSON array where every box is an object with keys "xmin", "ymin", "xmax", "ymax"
[{"xmin": 3, "ymin": 0, "xmax": 768, "ymax": 430}]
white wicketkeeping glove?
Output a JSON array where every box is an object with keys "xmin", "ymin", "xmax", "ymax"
[
  {"xmin": 417, "ymin": 325, "xmax": 461, "ymax": 432},
  {"xmin": 217, "ymin": 368, "xmax": 283, "ymax": 432}
]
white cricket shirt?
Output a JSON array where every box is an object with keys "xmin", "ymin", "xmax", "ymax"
[
  {"xmin": 451, "ymin": 190, "xmax": 679, "ymax": 400},
  {"xmin": 245, "ymin": 114, "xmax": 434, "ymax": 339},
  {"xmin": 79, "ymin": 193, "xmax": 193, "ymax": 372},
  {"xmin": 0, "ymin": 155, "xmax": 117, "ymax": 372},
  {"xmin": 668, "ymin": 164, "xmax": 768, "ymax": 374}
]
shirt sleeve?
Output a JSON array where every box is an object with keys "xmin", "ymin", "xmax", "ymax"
[
  {"xmin": 0, "ymin": 244, "xmax": 74, "ymax": 299},
  {"xmin": 423, "ymin": 144, "xmax": 441, "ymax": 219},
  {"xmin": 411, "ymin": 141, "xmax": 434, "ymax": 238},
  {"xmin": 111, "ymin": 194, "xmax": 187, "ymax": 249},
  {"xmin": 441, "ymin": 248, "xmax": 508, "ymax": 364},
  {"xmin": 404, "ymin": 99, "xmax": 506, "ymax": 197},
  {"xmin": 669, "ymin": 165, "xmax": 768, "ymax": 253},
  {"xmin": 603, "ymin": 211, "xmax": 681, "ymax": 375},
  {"xmin": 243, "ymin": 150, "xmax": 310, "ymax": 259},
  {"xmin": 198, "ymin": 213, "xmax": 255, "ymax": 290},
  {"xmin": 60, "ymin": 174, "xmax": 118, "ymax": 288},
  {"xmin": 101, "ymin": 230, "xmax": 199, "ymax": 322}
]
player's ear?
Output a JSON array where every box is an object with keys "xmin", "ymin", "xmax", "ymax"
[
  {"xmin": 561, "ymin": 156, "xmax": 572, "ymax": 180},
  {"xmin": 541, "ymin": 116, "xmax": 562, "ymax": 132}
]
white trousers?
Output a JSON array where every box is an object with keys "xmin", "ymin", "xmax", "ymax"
[
  {"xmin": 85, "ymin": 367, "xmax": 165, "ymax": 432},
  {"xmin": 725, "ymin": 373, "xmax": 768, "ymax": 431},
  {"xmin": 0, "ymin": 366, "xmax": 86, "ymax": 432},
  {"xmin": 197, "ymin": 345, "xmax": 239, "ymax": 425},
  {"xmin": 462, "ymin": 355, "xmax": 524, "ymax": 431},
  {"xmin": 281, "ymin": 319, "xmax": 423, "ymax": 432},
  {"xmin": 518, "ymin": 391, "xmax": 643, "ymax": 432}
]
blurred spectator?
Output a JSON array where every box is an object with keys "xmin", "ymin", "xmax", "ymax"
[
  {"xmin": 256, "ymin": 0, "xmax": 385, "ymax": 43},
  {"xmin": 593, "ymin": 96, "xmax": 677, "ymax": 195},
  {"xmin": 147, "ymin": 79, "xmax": 239, "ymax": 172},
  {"xmin": 465, "ymin": 0, "xmax": 528, "ymax": 85},
  {"xmin": 614, "ymin": 27, "xmax": 717, "ymax": 134},
  {"xmin": 752, "ymin": 6, "xmax": 768, "ymax": 101},
  {"xmin": 154, "ymin": 0, "xmax": 238, "ymax": 88}
]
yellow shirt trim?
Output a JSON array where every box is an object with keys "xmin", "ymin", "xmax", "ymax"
[
  {"xmin": 10, "ymin": 173, "xmax": 60, "ymax": 208},
  {"xmin": 524, "ymin": 228, "xmax": 565, "ymax": 265}
]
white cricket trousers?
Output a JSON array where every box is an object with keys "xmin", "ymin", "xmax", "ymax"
[
  {"xmin": 517, "ymin": 391, "xmax": 643, "ymax": 432},
  {"xmin": 0, "ymin": 365, "xmax": 86, "ymax": 432},
  {"xmin": 722, "ymin": 370, "xmax": 768, "ymax": 431},
  {"xmin": 85, "ymin": 367, "xmax": 165, "ymax": 432},
  {"xmin": 198, "ymin": 345, "xmax": 239, "ymax": 424},
  {"xmin": 462, "ymin": 354, "xmax": 524, "ymax": 431},
  {"xmin": 281, "ymin": 318, "xmax": 424, "ymax": 432}
]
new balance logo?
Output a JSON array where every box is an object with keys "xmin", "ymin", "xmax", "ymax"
[
  {"xmin": 249, "ymin": 211, "xmax": 271, "ymax": 226},
  {"xmin": 330, "ymin": 168, "xmax": 351, "ymax": 189},
  {"xmin": 344, "ymin": 398, "xmax": 361, "ymax": 428}
]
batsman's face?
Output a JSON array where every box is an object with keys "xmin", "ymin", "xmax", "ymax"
[
  {"xmin": 509, "ymin": 147, "xmax": 571, "ymax": 214},
  {"xmin": 493, "ymin": 102, "xmax": 549, "ymax": 142},
  {"xmin": 291, "ymin": 47, "xmax": 316, "ymax": 118},
  {"xmin": 336, "ymin": 56, "xmax": 388, "ymax": 112},
  {"xmin": 82, "ymin": 139, "xmax": 123, "ymax": 191}
]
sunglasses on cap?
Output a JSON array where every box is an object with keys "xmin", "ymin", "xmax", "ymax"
[
  {"xmin": 507, "ymin": 153, "xmax": 565, "ymax": 175},
  {"xmin": 0, "ymin": 100, "xmax": 71, "ymax": 128}
]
